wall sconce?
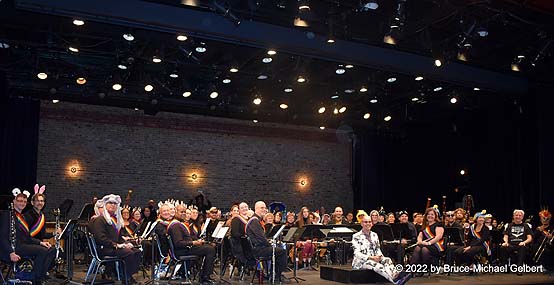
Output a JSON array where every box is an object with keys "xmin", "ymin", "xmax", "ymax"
[
  {"xmin": 299, "ymin": 179, "xmax": 308, "ymax": 187},
  {"xmin": 66, "ymin": 160, "xmax": 82, "ymax": 178},
  {"xmin": 191, "ymin": 173, "xmax": 198, "ymax": 180}
]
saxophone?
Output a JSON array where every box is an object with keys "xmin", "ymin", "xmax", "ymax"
[{"xmin": 9, "ymin": 202, "xmax": 17, "ymax": 270}]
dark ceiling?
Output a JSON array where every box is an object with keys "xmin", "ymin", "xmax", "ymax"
[{"xmin": 0, "ymin": 0, "xmax": 552, "ymax": 130}]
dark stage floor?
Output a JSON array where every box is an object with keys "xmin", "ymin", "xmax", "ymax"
[{"xmin": 43, "ymin": 263, "xmax": 554, "ymax": 285}]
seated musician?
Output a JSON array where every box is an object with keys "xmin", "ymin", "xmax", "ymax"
[
  {"xmin": 153, "ymin": 201, "xmax": 175, "ymax": 254},
  {"xmin": 352, "ymin": 216, "xmax": 412, "ymax": 285},
  {"xmin": 263, "ymin": 212, "xmax": 275, "ymax": 237},
  {"xmin": 284, "ymin": 212, "xmax": 296, "ymax": 227},
  {"xmin": 245, "ymin": 201, "xmax": 288, "ymax": 283},
  {"xmin": 23, "ymin": 184, "xmax": 60, "ymax": 241},
  {"xmin": 454, "ymin": 208, "xmax": 467, "ymax": 225},
  {"xmin": 532, "ymin": 209, "xmax": 553, "ymax": 271},
  {"xmin": 412, "ymin": 212, "xmax": 423, "ymax": 233},
  {"xmin": 224, "ymin": 204, "xmax": 239, "ymax": 228},
  {"xmin": 370, "ymin": 210, "xmax": 400, "ymax": 263},
  {"xmin": 387, "ymin": 213, "xmax": 396, "ymax": 225},
  {"xmin": 410, "ymin": 207, "xmax": 444, "ymax": 268},
  {"xmin": 230, "ymin": 202, "xmax": 251, "ymax": 264},
  {"xmin": 346, "ymin": 212, "xmax": 355, "ymax": 225},
  {"xmin": 88, "ymin": 194, "xmax": 141, "ymax": 284},
  {"xmin": 121, "ymin": 205, "xmax": 137, "ymax": 238},
  {"xmin": 329, "ymin": 206, "xmax": 348, "ymax": 225},
  {"xmin": 168, "ymin": 202, "xmax": 216, "ymax": 284},
  {"xmin": 295, "ymin": 207, "xmax": 315, "ymax": 269},
  {"xmin": 356, "ymin": 210, "xmax": 368, "ymax": 224},
  {"xmin": 444, "ymin": 211, "xmax": 463, "ymax": 229},
  {"xmin": 130, "ymin": 207, "xmax": 142, "ymax": 235},
  {"xmin": 397, "ymin": 211, "xmax": 417, "ymax": 246},
  {"xmin": 189, "ymin": 205, "xmax": 203, "ymax": 238},
  {"xmin": 499, "ymin": 209, "xmax": 533, "ymax": 274},
  {"xmin": 6, "ymin": 189, "xmax": 55, "ymax": 285},
  {"xmin": 454, "ymin": 210, "xmax": 491, "ymax": 266},
  {"xmin": 274, "ymin": 211, "xmax": 283, "ymax": 225},
  {"xmin": 91, "ymin": 200, "xmax": 104, "ymax": 220}
]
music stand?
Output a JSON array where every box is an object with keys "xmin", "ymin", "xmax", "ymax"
[
  {"xmin": 301, "ymin": 225, "xmax": 327, "ymax": 240},
  {"xmin": 59, "ymin": 219, "xmax": 83, "ymax": 284},
  {"xmin": 371, "ymin": 224, "xmax": 395, "ymax": 242},
  {"xmin": 282, "ymin": 227, "xmax": 306, "ymax": 282},
  {"xmin": 142, "ymin": 221, "xmax": 159, "ymax": 285},
  {"xmin": 444, "ymin": 227, "xmax": 464, "ymax": 246},
  {"xmin": 209, "ymin": 223, "xmax": 230, "ymax": 284},
  {"xmin": 391, "ymin": 223, "xmax": 412, "ymax": 240}
]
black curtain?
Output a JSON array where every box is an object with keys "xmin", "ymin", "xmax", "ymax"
[
  {"xmin": 0, "ymin": 72, "xmax": 40, "ymax": 207},
  {"xmin": 353, "ymin": 88, "xmax": 545, "ymax": 222}
]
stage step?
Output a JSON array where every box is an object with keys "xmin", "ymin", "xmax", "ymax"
[{"xmin": 320, "ymin": 265, "xmax": 389, "ymax": 284}]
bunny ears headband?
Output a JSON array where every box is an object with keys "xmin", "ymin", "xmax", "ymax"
[
  {"xmin": 12, "ymin": 188, "xmax": 31, "ymax": 198},
  {"xmin": 34, "ymin": 184, "xmax": 46, "ymax": 195}
]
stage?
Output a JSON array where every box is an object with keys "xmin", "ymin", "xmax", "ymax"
[{"xmin": 44, "ymin": 263, "xmax": 554, "ymax": 285}]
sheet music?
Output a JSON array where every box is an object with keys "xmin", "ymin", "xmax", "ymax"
[
  {"xmin": 213, "ymin": 226, "xmax": 229, "ymax": 239},
  {"xmin": 139, "ymin": 222, "xmax": 151, "ymax": 239},
  {"xmin": 330, "ymin": 227, "xmax": 354, "ymax": 233},
  {"xmin": 142, "ymin": 221, "xmax": 158, "ymax": 238},
  {"xmin": 210, "ymin": 221, "xmax": 225, "ymax": 238},
  {"xmin": 200, "ymin": 218, "xmax": 211, "ymax": 237}
]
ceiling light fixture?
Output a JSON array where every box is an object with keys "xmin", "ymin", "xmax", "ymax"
[
  {"xmin": 182, "ymin": 91, "xmax": 192, "ymax": 97},
  {"xmin": 279, "ymin": 103, "xmax": 289, "ymax": 109},
  {"xmin": 262, "ymin": 57, "xmax": 273, "ymax": 63},
  {"xmin": 319, "ymin": 126, "xmax": 325, "ymax": 130},
  {"xmin": 176, "ymin": 34, "xmax": 188, "ymax": 41},
  {"xmin": 284, "ymin": 88, "xmax": 293, "ymax": 93},
  {"xmin": 195, "ymin": 42, "xmax": 207, "ymax": 53},
  {"xmin": 345, "ymin": 64, "xmax": 354, "ymax": 69},
  {"xmin": 209, "ymin": 91, "xmax": 219, "ymax": 99},
  {"xmin": 333, "ymin": 108, "xmax": 339, "ymax": 114},
  {"xmin": 360, "ymin": 87, "xmax": 368, "ymax": 92},
  {"xmin": 229, "ymin": 67, "xmax": 239, "ymax": 73},
  {"xmin": 433, "ymin": 86, "xmax": 443, "ymax": 92},
  {"xmin": 474, "ymin": 87, "xmax": 480, "ymax": 91},
  {"xmin": 318, "ymin": 106, "xmax": 326, "ymax": 114},
  {"xmin": 37, "ymin": 72, "xmax": 48, "ymax": 80},
  {"xmin": 152, "ymin": 56, "xmax": 162, "ymax": 63},
  {"xmin": 52, "ymin": 99, "xmax": 60, "ymax": 104},
  {"xmin": 331, "ymin": 95, "xmax": 339, "ymax": 99},
  {"xmin": 123, "ymin": 33, "xmax": 134, "ymax": 41},
  {"xmin": 370, "ymin": 98, "xmax": 378, "ymax": 103},
  {"xmin": 253, "ymin": 119, "xmax": 259, "ymax": 123},
  {"xmin": 68, "ymin": 46, "xmax": 79, "ymax": 53},
  {"xmin": 450, "ymin": 97, "xmax": 458, "ymax": 104},
  {"xmin": 253, "ymin": 98, "xmax": 262, "ymax": 105},
  {"xmin": 222, "ymin": 78, "xmax": 231, "ymax": 84},
  {"xmin": 411, "ymin": 97, "xmax": 419, "ymax": 101},
  {"xmin": 339, "ymin": 106, "xmax": 347, "ymax": 113},
  {"xmin": 297, "ymin": 76, "xmax": 306, "ymax": 83},
  {"xmin": 363, "ymin": 113, "xmax": 371, "ymax": 119},
  {"xmin": 384, "ymin": 115, "xmax": 392, "ymax": 121},
  {"xmin": 335, "ymin": 65, "xmax": 346, "ymax": 74},
  {"xmin": 415, "ymin": 76, "xmax": 424, "ymax": 81},
  {"xmin": 118, "ymin": 64, "xmax": 127, "ymax": 70},
  {"xmin": 144, "ymin": 84, "xmax": 154, "ymax": 92},
  {"xmin": 267, "ymin": 50, "xmax": 277, "ymax": 55},
  {"xmin": 112, "ymin": 83, "xmax": 122, "ymax": 91},
  {"xmin": 76, "ymin": 77, "xmax": 86, "ymax": 85},
  {"xmin": 257, "ymin": 74, "xmax": 268, "ymax": 80},
  {"xmin": 387, "ymin": 77, "xmax": 397, "ymax": 83},
  {"xmin": 72, "ymin": 19, "xmax": 85, "ymax": 26},
  {"xmin": 298, "ymin": 0, "xmax": 310, "ymax": 11}
]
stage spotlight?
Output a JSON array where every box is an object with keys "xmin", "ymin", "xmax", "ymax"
[
  {"xmin": 72, "ymin": 19, "xmax": 85, "ymax": 26},
  {"xmin": 76, "ymin": 77, "xmax": 86, "ymax": 85},
  {"xmin": 209, "ymin": 91, "xmax": 219, "ymax": 99},
  {"xmin": 257, "ymin": 74, "xmax": 268, "ymax": 80},
  {"xmin": 433, "ymin": 86, "xmax": 443, "ymax": 92},
  {"xmin": 318, "ymin": 106, "xmax": 326, "ymax": 114},
  {"xmin": 474, "ymin": 87, "xmax": 480, "ymax": 91},
  {"xmin": 37, "ymin": 72, "xmax": 48, "ymax": 80},
  {"xmin": 253, "ymin": 119, "xmax": 259, "ymax": 123},
  {"xmin": 297, "ymin": 76, "xmax": 306, "ymax": 83},
  {"xmin": 387, "ymin": 77, "xmax": 396, "ymax": 83},
  {"xmin": 333, "ymin": 108, "xmax": 339, "ymax": 115},
  {"xmin": 112, "ymin": 83, "xmax": 122, "ymax": 91},
  {"xmin": 411, "ymin": 97, "xmax": 419, "ymax": 102},
  {"xmin": 183, "ymin": 91, "xmax": 192, "ymax": 97},
  {"xmin": 262, "ymin": 57, "xmax": 273, "ymax": 63},
  {"xmin": 195, "ymin": 42, "xmax": 207, "ymax": 53},
  {"xmin": 415, "ymin": 76, "xmax": 424, "ymax": 81},
  {"xmin": 360, "ymin": 87, "xmax": 368, "ymax": 92},
  {"xmin": 434, "ymin": 58, "xmax": 443, "ymax": 67},
  {"xmin": 123, "ymin": 33, "xmax": 134, "ymax": 41},
  {"xmin": 319, "ymin": 126, "xmax": 325, "ymax": 130},
  {"xmin": 267, "ymin": 50, "xmax": 277, "ymax": 55},
  {"xmin": 298, "ymin": 0, "xmax": 310, "ymax": 11},
  {"xmin": 450, "ymin": 97, "xmax": 457, "ymax": 104},
  {"xmin": 152, "ymin": 56, "xmax": 162, "ymax": 63},
  {"xmin": 384, "ymin": 115, "xmax": 392, "ymax": 121},
  {"xmin": 363, "ymin": 113, "xmax": 371, "ymax": 119},
  {"xmin": 52, "ymin": 99, "xmax": 60, "ymax": 104},
  {"xmin": 144, "ymin": 84, "xmax": 154, "ymax": 92},
  {"xmin": 335, "ymin": 65, "xmax": 346, "ymax": 74},
  {"xmin": 229, "ymin": 67, "xmax": 239, "ymax": 73},
  {"xmin": 370, "ymin": 98, "xmax": 378, "ymax": 104},
  {"xmin": 284, "ymin": 88, "xmax": 293, "ymax": 93},
  {"xmin": 279, "ymin": 103, "xmax": 289, "ymax": 109},
  {"xmin": 176, "ymin": 34, "xmax": 188, "ymax": 41},
  {"xmin": 68, "ymin": 46, "xmax": 79, "ymax": 53},
  {"xmin": 253, "ymin": 97, "xmax": 262, "ymax": 105},
  {"xmin": 118, "ymin": 64, "xmax": 127, "ymax": 70},
  {"xmin": 339, "ymin": 106, "xmax": 347, "ymax": 113},
  {"xmin": 222, "ymin": 78, "xmax": 231, "ymax": 84},
  {"xmin": 360, "ymin": 1, "xmax": 379, "ymax": 11}
]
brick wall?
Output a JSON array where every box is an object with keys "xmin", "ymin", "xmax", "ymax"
[{"xmin": 37, "ymin": 101, "xmax": 353, "ymax": 218}]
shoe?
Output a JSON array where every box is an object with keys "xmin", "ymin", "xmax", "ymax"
[
  {"xmin": 393, "ymin": 271, "xmax": 407, "ymax": 283},
  {"xmin": 395, "ymin": 272, "xmax": 413, "ymax": 285}
]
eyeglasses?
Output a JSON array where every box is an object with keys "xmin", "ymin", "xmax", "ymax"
[{"xmin": 446, "ymin": 214, "xmax": 454, "ymax": 217}]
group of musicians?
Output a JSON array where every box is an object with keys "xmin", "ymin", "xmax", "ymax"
[{"xmin": 1, "ymin": 187, "xmax": 553, "ymax": 285}]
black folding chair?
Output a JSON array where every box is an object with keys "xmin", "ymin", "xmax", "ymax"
[{"xmin": 84, "ymin": 232, "xmax": 128, "ymax": 285}]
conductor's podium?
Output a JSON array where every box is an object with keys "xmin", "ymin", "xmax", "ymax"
[{"xmin": 320, "ymin": 265, "xmax": 389, "ymax": 284}]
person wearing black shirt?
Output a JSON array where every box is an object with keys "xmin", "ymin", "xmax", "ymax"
[
  {"xmin": 532, "ymin": 209, "xmax": 553, "ymax": 271},
  {"xmin": 454, "ymin": 211, "xmax": 491, "ymax": 265},
  {"xmin": 245, "ymin": 201, "xmax": 288, "ymax": 283},
  {"xmin": 499, "ymin": 209, "xmax": 533, "ymax": 274},
  {"xmin": 168, "ymin": 203, "xmax": 216, "ymax": 284},
  {"xmin": 10, "ymin": 191, "xmax": 56, "ymax": 285},
  {"xmin": 88, "ymin": 194, "xmax": 141, "ymax": 284},
  {"xmin": 410, "ymin": 207, "xmax": 445, "ymax": 267}
]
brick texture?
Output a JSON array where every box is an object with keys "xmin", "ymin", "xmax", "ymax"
[{"xmin": 37, "ymin": 101, "xmax": 352, "ymax": 218}]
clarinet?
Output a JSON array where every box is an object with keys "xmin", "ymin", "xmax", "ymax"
[
  {"xmin": 53, "ymin": 208, "xmax": 63, "ymax": 262},
  {"xmin": 9, "ymin": 202, "xmax": 18, "ymax": 275}
]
